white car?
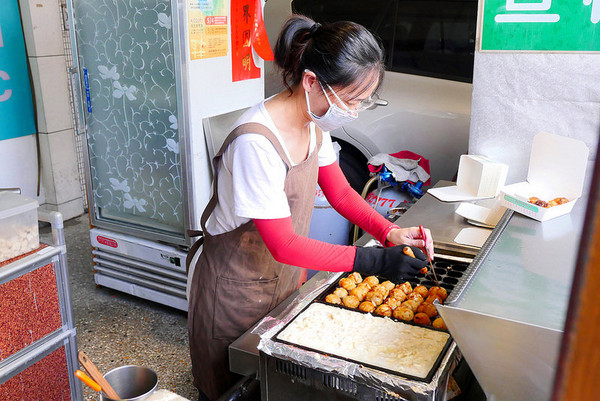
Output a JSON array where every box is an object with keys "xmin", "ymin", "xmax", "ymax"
[{"xmin": 264, "ymin": 0, "xmax": 477, "ymax": 191}]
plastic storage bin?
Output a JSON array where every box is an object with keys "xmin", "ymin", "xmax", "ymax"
[{"xmin": 0, "ymin": 192, "xmax": 39, "ymax": 263}]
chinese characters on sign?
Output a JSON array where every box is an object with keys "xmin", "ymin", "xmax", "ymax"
[
  {"xmin": 481, "ymin": 0, "xmax": 600, "ymax": 50},
  {"xmin": 187, "ymin": 0, "xmax": 228, "ymax": 60},
  {"xmin": 231, "ymin": 0, "xmax": 273, "ymax": 82}
]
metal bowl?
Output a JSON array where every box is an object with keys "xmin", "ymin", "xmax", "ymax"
[{"xmin": 99, "ymin": 365, "xmax": 158, "ymax": 401}]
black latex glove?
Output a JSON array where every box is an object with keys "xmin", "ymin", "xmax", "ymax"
[{"xmin": 353, "ymin": 245, "xmax": 428, "ymax": 282}]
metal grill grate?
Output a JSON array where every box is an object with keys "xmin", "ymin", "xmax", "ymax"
[{"xmin": 59, "ymin": 0, "xmax": 88, "ymax": 211}]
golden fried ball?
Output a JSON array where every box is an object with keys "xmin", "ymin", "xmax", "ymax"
[
  {"xmin": 356, "ymin": 282, "xmax": 371, "ymax": 292},
  {"xmin": 384, "ymin": 297, "xmax": 401, "ymax": 310},
  {"xmin": 363, "ymin": 276, "xmax": 379, "ymax": 287},
  {"xmin": 414, "ymin": 312, "xmax": 431, "ymax": 325},
  {"xmin": 365, "ymin": 290, "xmax": 384, "ymax": 306},
  {"xmin": 407, "ymin": 292, "xmax": 424, "ymax": 305},
  {"xmin": 388, "ymin": 288, "xmax": 407, "ymax": 302},
  {"xmin": 339, "ymin": 278, "xmax": 357, "ymax": 291},
  {"xmin": 432, "ymin": 317, "xmax": 448, "ymax": 330},
  {"xmin": 429, "ymin": 286, "xmax": 448, "ymax": 301},
  {"xmin": 413, "ymin": 285, "xmax": 429, "ymax": 298},
  {"xmin": 325, "ymin": 294, "xmax": 341, "ymax": 305},
  {"xmin": 347, "ymin": 272, "xmax": 363, "ymax": 284},
  {"xmin": 381, "ymin": 280, "xmax": 395, "ymax": 291},
  {"xmin": 341, "ymin": 295, "xmax": 360, "ymax": 309},
  {"xmin": 333, "ymin": 287, "xmax": 348, "ymax": 298},
  {"xmin": 372, "ymin": 284, "xmax": 389, "ymax": 297},
  {"xmin": 349, "ymin": 286, "xmax": 368, "ymax": 301},
  {"xmin": 426, "ymin": 294, "xmax": 443, "ymax": 304},
  {"xmin": 375, "ymin": 304, "xmax": 393, "ymax": 317},
  {"xmin": 392, "ymin": 306, "xmax": 414, "ymax": 321},
  {"xmin": 401, "ymin": 299, "xmax": 420, "ymax": 313},
  {"xmin": 397, "ymin": 282, "xmax": 412, "ymax": 294},
  {"xmin": 417, "ymin": 302, "xmax": 438, "ymax": 318},
  {"xmin": 359, "ymin": 301, "xmax": 376, "ymax": 313}
]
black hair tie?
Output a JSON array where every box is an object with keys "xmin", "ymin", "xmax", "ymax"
[{"xmin": 308, "ymin": 23, "xmax": 321, "ymax": 37}]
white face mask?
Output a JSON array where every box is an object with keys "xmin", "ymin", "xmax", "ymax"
[{"xmin": 305, "ymin": 81, "xmax": 358, "ymax": 132}]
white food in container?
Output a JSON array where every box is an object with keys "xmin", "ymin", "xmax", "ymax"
[{"xmin": 277, "ymin": 303, "xmax": 449, "ymax": 379}]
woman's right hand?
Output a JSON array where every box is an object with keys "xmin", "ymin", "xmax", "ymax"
[{"xmin": 353, "ymin": 245, "xmax": 428, "ymax": 282}]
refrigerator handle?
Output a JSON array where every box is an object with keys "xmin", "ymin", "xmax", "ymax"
[{"xmin": 69, "ymin": 67, "xmax": 86, "ymax": 136}]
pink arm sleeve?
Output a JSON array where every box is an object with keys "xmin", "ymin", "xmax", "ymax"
[
  {"xmin": 253, "ymin": 217, "xmax": 355, "ymax": 272},
  {"xmin": 318, "ymin": 162, "xmax": 398, "ymax": 246}
]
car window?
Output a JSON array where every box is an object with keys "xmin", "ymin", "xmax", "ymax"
[{"xmin": 292, "ymin": 0, "xmax": 477, "ymax": 83}]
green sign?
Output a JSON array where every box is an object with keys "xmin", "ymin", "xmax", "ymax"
[
  {"xmin": 481, "ymin": 0, "xmax": 600, "ymax": 51},
  {"xmin": 0, "ymin": 0, "xmax": 36, "ymax": 141}
]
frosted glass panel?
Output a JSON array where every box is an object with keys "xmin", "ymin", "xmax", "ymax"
[{"xmin": 73, "ymin": 0, "xmax": 183, "ymax": 235}]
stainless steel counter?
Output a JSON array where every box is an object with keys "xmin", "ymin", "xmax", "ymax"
[{"xmin": 436, "ymin": 192, "xmax": 587, "ymax": 401}]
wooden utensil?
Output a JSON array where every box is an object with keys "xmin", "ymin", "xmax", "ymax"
[{"xmin": 78, "ymin": 351, "xmax": 120, "ymax": 400}]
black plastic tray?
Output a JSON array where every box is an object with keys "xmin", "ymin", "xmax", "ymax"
[{"xmin": 273, "ymin": 275, "xmax": 453, "ymax": 383}]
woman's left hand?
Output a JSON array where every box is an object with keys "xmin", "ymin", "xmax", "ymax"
[{"xmin": 386, "ymin": 227, "xmax": 434, "ymax": 260}]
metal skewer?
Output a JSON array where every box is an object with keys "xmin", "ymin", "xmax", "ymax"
[{"xmin": 419, "ymin": 225, "xmax": 441, "ymax": 287}]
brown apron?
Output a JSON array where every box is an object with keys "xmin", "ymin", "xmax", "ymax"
[{"xmin": 187, "ymin": 122, "xmax": 322, "ymax": 400}]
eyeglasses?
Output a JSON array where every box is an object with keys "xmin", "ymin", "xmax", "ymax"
[{"xmin": 321, "ymin": 82, "xmax": 378, "ymax": 112}]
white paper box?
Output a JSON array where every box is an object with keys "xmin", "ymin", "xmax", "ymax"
[
  {"xmin": 457, "ymin": 155, "xmax": 509, "ymax": 197},
  {"xmin": 499, "ymin": 132, "xmax": 589, "ymax": 222}
]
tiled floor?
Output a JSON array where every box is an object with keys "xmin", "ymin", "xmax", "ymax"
[{"xmin": 40, "ymin": 214, "xmax": 196, "ymax": 401}]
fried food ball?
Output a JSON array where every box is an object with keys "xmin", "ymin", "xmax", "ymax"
[
  {"xmin": 407, "ymin": 292, "xmax": 424, "ymax": 305},
  {"xmin": 414, "ymin": 312, "xmax": 431, "ymax": 325},
  {"xmin": 384, "ymin": 297, "xmax": 401, "ymax": 310},
  {"xmin": 432, "ymin": 317, "xmax": 447, "ymax": 330},
  {"xmin": 375, "ymin": 304, "xmax": 393, "ymax": 317},
  {"xmin": 359, "ymin": 301, "xmax": 376, "ymax": 313},
  {"xmin": 401, "ymin": 299, "xmax": 420, "ymax": 313},
  {"xmin": 413, "ymin": 285, "xmax": 429, "ymax": 298},
  {"xmin": 341, "ymin": 295, "xmax": 360, "ymax": 309},
  {"xmin": 333, "ymin": 287, "xmax": 348, "ymax": 298},
  {"xmin": 339, "ymin": 278, "xmax": 356, "ymax": 291},
  {"xmin": 349, "ymin": 286, "xmax": 369, "ymax": 301},
  {"xmin": 347, "ymin": 272, "xmax": 363, "ymax": 284},
  {"xmin": 381, "ymin": 280, "xmax": 395, "ymax": 291},
  {"xmin": 365, "ymin": 291, "xmax": 384, "ymax": 306},
  {"xmin": 417, "ymin": 302, "xmax": 438, "ymax": 318},
  {"xmin": 426, "ymin": 294, "xmax": 443, "ymax": 304},
  {"xmin": 429, "ymin": 286, "xmax": 448, "ymax": 301},
  {"xmin": 372, "ymin": 284, "xmax": 389, "ymax": 298},
  {"xmin": 392, "ymin": 306, "xmax": 414, "ymax": 321},
  {"xmin": 397, "ymin": 282, "xmax": 412, "ymax": 294},
  {"xmin": 548, "ymin": 197, "xmax": 569, "ymax": 207},
  {"xmin": 363, "ymin": 276, "xmax": 379, "ymax": 287},
  {"xmin": 356, "ymin": 282, "xmax": 371, "ymax": 292},
  {"xmin": 388, "ymin": 288, "xmax": 407, "ymax": 302},
  {"xmin": 325, "ymin": 294, "xmax": 341, "ymax": 305}
]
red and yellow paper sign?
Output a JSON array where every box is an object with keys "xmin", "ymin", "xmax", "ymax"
[
  {"xmin": 231, "ymin": 0, "xmax": 274, "ymax": 82},
  {"xmin": 188, "ymin": 0, "xmax": 229, "ymax": 60}
]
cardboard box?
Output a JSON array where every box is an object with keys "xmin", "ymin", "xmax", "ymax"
[{"xmin": 499, "ymin": 132, "xmax": 589, "ymax": 222}]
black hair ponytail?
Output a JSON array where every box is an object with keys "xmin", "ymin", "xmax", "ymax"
[{"xmin": 274, "ymin": 15, "xmax": 384, "ymax": 94}]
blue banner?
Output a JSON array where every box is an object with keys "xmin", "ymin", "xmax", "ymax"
[{"xmin": 0, "ymin": 0, "xmax": 36, "ymax": 141}]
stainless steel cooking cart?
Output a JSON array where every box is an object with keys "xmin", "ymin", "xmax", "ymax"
[
  {"xmin": 0, "ymin": 211, "xmax": 83, "ymax": 400},
  {"xmin": 436, "ymin": 194, "xmax": 585, "ymax": 401}
]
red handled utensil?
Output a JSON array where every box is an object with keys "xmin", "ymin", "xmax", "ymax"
[{"xmin": 419, "ymin": 225, "xmax": 440, "ymax": 287}]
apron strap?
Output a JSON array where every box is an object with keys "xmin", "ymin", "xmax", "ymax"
[{"xmin": 187, "ymin": 122, "xmax": 289, "ymax": 273}]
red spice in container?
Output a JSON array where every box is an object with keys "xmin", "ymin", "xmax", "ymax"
[
  {"xmin": 0, "ymin": 263, "xmax": 62, "ymax": 361},
  {"xmin": 0, "ymin": 345, "xmax": 71, "ymax": 400}
]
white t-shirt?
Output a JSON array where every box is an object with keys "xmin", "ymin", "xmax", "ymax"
[{"xmin": 206, "ymin": 100, "xmax": 337, "ymax": 235}]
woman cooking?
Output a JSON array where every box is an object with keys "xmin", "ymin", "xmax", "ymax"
[{"xmin": 188, "ymin": 15, "xmax": 434, "ymax": 400}]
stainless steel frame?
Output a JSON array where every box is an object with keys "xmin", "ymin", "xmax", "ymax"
[{"xmin": 65, "ymin": 0, "xmax": 195, "ymax": 248}]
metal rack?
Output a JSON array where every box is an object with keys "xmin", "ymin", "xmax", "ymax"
[{"xmin": 0, "ymin": 211, "xmax": 83, "ymax": 401}]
